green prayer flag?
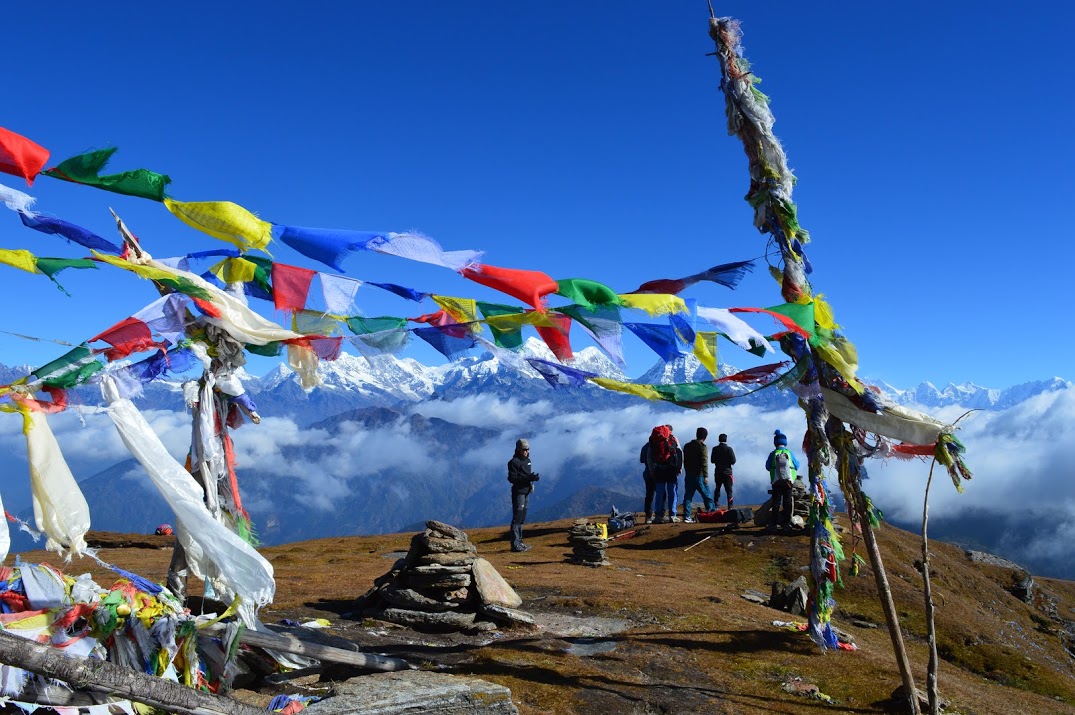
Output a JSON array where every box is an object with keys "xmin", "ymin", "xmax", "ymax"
[
  {"xmin": 555, "ymin": 278, "xmax": 621, "ymax": 311},
  {"xmin": 346, "ymin": 316, "xmax": 408, "ymax": 335},
  {"xmin": 31, "ymin": 344, "xmax": 103, "ymax": 389},
  {"xmin": 764, "ymin": 301, "xmax": 816, "ymax": 336},
  {"xmin": 43, "ymin": 147, "xmax": 172, "ymax": 201},
  {"xmin": 245, "ymin": 341, "xmax": 282, "ymax": 357},
  {"xmin": 33, "ymin": 257, "xmax": 99, "ymax": 279}
]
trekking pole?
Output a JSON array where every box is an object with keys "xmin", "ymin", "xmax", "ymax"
[{"xmin": 684, "ymin": 535, "xmax": 712, "ymax": 552}]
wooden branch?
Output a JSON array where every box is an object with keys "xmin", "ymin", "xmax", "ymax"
[
  {"xmin": 684, "ymin": 535, "xmax": 712, "ymax": 552},
  {"xmin": 923, "ymin": 459, "xmax": 940, "ymax": 715},
  {"xmin": 0, "ymin": 630, "xmax": 264, "ymax": 715},
  {"xmin": 200, "ymin": 623, "xmax": 413, "ymax": 672}
]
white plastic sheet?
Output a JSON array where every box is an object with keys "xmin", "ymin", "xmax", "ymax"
[
  {"xmin": 101, "ymin": 377, "xmax": 274, "ymax": 625},
  {"xmin": 25, "ymin": 411, "xmax": 90, "ymax": 556}
]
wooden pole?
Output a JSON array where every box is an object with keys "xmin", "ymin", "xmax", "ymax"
[
  {"xmin": 851, "ymin": 477, "xmax": 920, "ymax": 715},
  {"xmin": 922, "ymin": 459, "xmax": 940, "ymax": 715},
  {"xmin": 0, "ymin": 630, "xmax": 265, "ymax": 715},
  {"xmin": 200, "ymin": 623, "xmax": 413, "ymax": 672}
]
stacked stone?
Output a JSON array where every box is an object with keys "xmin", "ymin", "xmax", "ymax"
[
  {"xmin": 356, "ymin": 521, "xmax": 535, "ymax": 632},
  {"xmin": 755, "ymin": 479, "xmax": 812, "ymax": 527},
  {"xmin": 567, "ymin": 521, "xmax": 610, "ymax": 567}
]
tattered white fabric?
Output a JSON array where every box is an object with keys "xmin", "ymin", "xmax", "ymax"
[
  {"xmin": 370, "ymin": 231, "xmax": 482, "ymax": 272},
  {"xmin": 821, "ymin": 388, "xmax": 947, "ymax": 445},
  {"xmin": 101, "ymin": 377, "xmax": 274, "ymax": 625},
  {"xmin": 25, "ymin": 411, "xmax": 90, "ymax": 556},
  {"xmin": 0, "ymin": 183, "xmax": 36, "ymax": 216},
  {"xmin": 0, "ymin": 490, "xmax": 9, "ymax": 564},
  {"xmin": 286, "ymin": 343, "xmax": 322, "ymax": 389},
  {"xmin": 132, "ymin": 293, "xmax": 190, "ymax": 346},
  {"xmin": 318, "ymin": 273, "xmax": 362, "ymax": 315},
  {"xmin": 696, "ymin": 306, "xmax": 774, "ymax": 355},
  {"xmin": 575, "ymin": 315, "xmax": 626, "ymax": 367},
  {"xmin": 189, "ymin": 375, "xmax": 224, "ymax": 517}
]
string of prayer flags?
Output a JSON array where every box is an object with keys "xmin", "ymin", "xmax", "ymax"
[
  {"xmin": 19, "ymin": 212, "xmax": 122, "ymax": 254},
  {"xmin": 0, "ymin": 249, "xmax": 98, "ymax": 294},
  {"xmin": 92, "ymin": 252, "xmax": 215, "ymax": 301},
  {"xmin": 0, "ymin": 182, "xmax": 36, "ymax": 214},
  {"xmin": 0, "ymin": 126, "xmax": 50, "ymax": 185},
  {"xmin": 164, "ymin": 198, "xmax": 273, "ymax": 252},
  {"xmin": 43, "ymin": 148, "xmax": 171, "ymax": 202},
  {"xmin": 630, "ymin": 259, "xmax": 755, "ymax": 294},
  {"xmin": 461, "ymin": 264, "xmax": 559, "ymax": 309}
]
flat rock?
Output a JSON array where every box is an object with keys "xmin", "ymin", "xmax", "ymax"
[
  {"xmin": 417, "ymin": 552, "xmax": 477, "ymax": 567},
  {"xmin": 376, "ymin": 608, "xmax": 477, "ymax": 631},
  {"xmin": 741, "ymin": 591, "xmax": 768, "ymax": 605},
  {"xmin": 426, "ymin": 521, "xmax": 469, "ymax": 541},
  {"xmin": 471, "ymin": 558, "xmax": 523, "ymax": 609},
  {"xmin": 965, "ymin": 549, "xmax": 1024, "ymax": 571},
  {"xmin": 419, "ymin": 536, "xmax": 477, "ymax": 554},
  {"xmin": 407, "ymin": 573, "xmax": 472, "ymax": 590},
  {"xmin": 381, "ymin": 586, "xmax": 459, "ymax": 612},
  {"xmin": 411, "ymin": 564, "xmax": 472, "ymax": 576},
  {"xmin": 480, "ymin": 603, "xmax": 537, "ymax": 628},
  {"xmin": 303, "ymin": 670, "xmax": 518, "ymax": 715}
]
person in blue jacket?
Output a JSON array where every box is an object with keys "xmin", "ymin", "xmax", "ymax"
[{"xmin": 765, "ymin": 429, "xmax": 800, "ymax": 530}]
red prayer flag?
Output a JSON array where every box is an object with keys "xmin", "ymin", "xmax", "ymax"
[
  {"xmin": 461, "ymin": 264, "xmax": 559, "ymax": 309},
  {"xmin": 729, "ymin": 306, "xmax": 811, "ymax": 339},
  {"xmin": 89, "ymin": 317, "xmax": 165, "ymax": 361},
  {"xmin": 272, "ymin": 263, "xmax": 317, "ymax": 312},
  {"xmin": 535, "ymin": 313, "xmax": 573, "ymax": 361},
  {"xmin": 284, "ymin": 336, "xmax": 343, "ymax": 361},
  {"xmin": 0, "ymin": 126, "xmax": 50, "ymax": 185}
]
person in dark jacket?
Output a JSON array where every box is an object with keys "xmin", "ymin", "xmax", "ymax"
[
  {"xmin": 711, "ymin": 433, "xmax": 737, "ymax": 509},
  {"xmin": 507, "ymin": 438, "xmax": 540, "ymax": 552},
  {"xmin": 681, "ymin": 427, "xmax": 715, "ymax": 522},
  {"xmin": 640, "ymin": 441, "xmax": 656, "ymax": 524}
]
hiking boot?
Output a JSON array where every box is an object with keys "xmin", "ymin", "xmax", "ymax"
[
  {"xmin": 683, "ymin": 517, "xmax": 696, "ymax": 524},
  {"xmin": 645, "ymin": 517, "xmax": 655, "ymax": 525},
  {"xmin": 511, "ymin": 543, "xmax": 532, "ymax": 552},
  {"xmin": 670, "ymin": 516, "xmax": 681, "ymax": 523}
]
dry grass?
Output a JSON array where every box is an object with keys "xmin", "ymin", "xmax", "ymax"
[{"xmin": 23, "ymin": 516, "xmax": 1075, "ymax": 715}]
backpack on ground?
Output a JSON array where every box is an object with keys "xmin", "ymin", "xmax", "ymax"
[{"xmin": 607, "ymin": 506, "xmax": 635, "ymax": 534}]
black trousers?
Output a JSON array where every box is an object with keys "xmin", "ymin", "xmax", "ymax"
[
  {"xmin": 511, "ymin": 491, "xmax": 529, "ymax": 548},
  {"xmin": 772, "ymin": 478, "xmax": 793, "ymax": 526},
  {"xmin": 643, "ymin": 473, "xmax": 656, "ymax": 517},
  {"xmin": 714, "ymin": 474, "xmax": 734, "ymax": 507}
]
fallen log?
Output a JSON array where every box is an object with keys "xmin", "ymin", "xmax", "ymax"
[
  {"xmin": 0, "ymin": 630, "xmax": 263, "ymax": 715},
  {"xmin": 200, "ymin": 623, "xmax": 414, "ymax": 672}
]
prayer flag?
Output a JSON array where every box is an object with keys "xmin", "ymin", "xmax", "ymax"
[
  {"xmin": 0, "ymin": 127, "xmax": 49, "ymax": 185},
  {"xmin": 271, "ymin": 263, "xmax": 317, "ymax": 312},
  {"xmin": 164, "ymin": 198, "xmax": 273, "ymax": 252},
  {"xmin": 461, "ymin": 264, "xmax": 558, "ymax": 309},
  {"xmin": 43, "ymin": 148, "xmax": 170, "ymax": 201}
]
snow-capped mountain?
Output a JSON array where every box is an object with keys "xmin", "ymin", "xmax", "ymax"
[{"xmin": 869, "ymin": 376, "xmax": 1072, "ymax": 410}]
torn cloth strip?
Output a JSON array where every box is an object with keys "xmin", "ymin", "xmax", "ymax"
[
  {"xmin": 284, "ymin": 336, "xmax": 343, "ymax": 361},
  {"xmin": 271, "ymin": 263, "xmax": 317, "ymax": 312},
  {"xmin": 526, "ymin": 358, "xmax": 596, "ymax": 388},
  {"xmin": 631, "ymin": 260, "xmax": 755, "ymax": 294},
  {"xmin": 272, "ymin": 224, "xmax": 386, "ymax": 271},
  {"xmin": 695, "ymin": 306, "xmax": 774, "ymax": 355},
  {"xmin": 820, "ymin": 387, "xmax": 946, "ymax": 445},
  {"xmin": 366, "ymin": 281, "xmax": 429, "ymax": 302},
  {"xmin": 717, "ymin": 361, "xmax": 788, "ymax": 384},
  {"xmin": 164, "ymin": 198, "xmax": 273, "ymax": 252},
  {"xmin": 42, "ymin": 148, "xmax": 171, "ymax": 201},
  {"xmin": 0, "ymin": 183, "xmax": 36, "ymax": 214},
  {"xmin": 30, "ymin": 344, "xmax": 103, "ymax": 390},
  {"xmin": 556, "ymin": 304, "xmax": 625, "ymax": 367},
  {"xmin": 730, "ymin": 305, "xmax": 811, "ymax": 339},
  {"xmin": 623, "ymin": 323, "xmax": 684, "ymax": 362},
  {"xmin": 25, "ymin": 410, "xmax": 91, "ymax": 556},
  {"xmin": 89, "ymin": 317, "xmax": 166, "ymax": 362},
  {"xmin": 0, "ymin": 126, "xmax": 50, "ymax": 185},
  {"xmin": 371, "ymin": 232, "xmax": 482, "ymax": 272},
  {"xmin": 413, "ymin": 326, "xmax": 477, "ymax": 360},
  {"xmin": 461, "ymin": 264, "xmax": 559, "ymax": 309},
  {"xmin": 319, "ymin": 273, "xmax": 362, "ymax": 315}
]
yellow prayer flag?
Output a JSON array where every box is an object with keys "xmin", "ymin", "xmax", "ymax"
[
  {"xmin": 432, "ymin": 295, "xmax": 481, "ymax": 333},
  {"xmin": 209, "ymin": 257, "xmax": 258, "ymax": 285},
  {"xmin": 813, "ymin": 294, "xmax": 839, "ymax": 331},
  {"xmin": 164, "ymin": 198, "xmax": 273, "ymax": 252},
  {"xmin": 292, "ymin": 311, "xmax": 340, "ymax": 336},
  {"xmin": 816, "ymin": 338, "xmax": 862, "ymax": 393},
  {"xmin": 616, "ymin": 293, "xmax": 688, "ymax": 317},
  {"xmin": 693, "ymin": 332, "xmax": 719, "ymax": 377},
  {"xmin": 0, "ymin": 248, "xmax": 38, "ymax": 274},
  {"xmin": 591, "ymin": 377, "xmax": 663, "ymax": 402}
]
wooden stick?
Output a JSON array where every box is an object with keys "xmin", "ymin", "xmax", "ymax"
[
  {"xmin": 684, "ymin": 535, "xmax": 712, "ymax": 552},
  {"xmin": 200, "ymin": 623, "xmax": 413, "ymax": 672},
  {"xmin": 0, "ymin": 630, "xmax": 264, "ymax": 715}
]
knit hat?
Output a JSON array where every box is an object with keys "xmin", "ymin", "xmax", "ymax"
[
  {"xmin": 516, "ymin": 438, "xmax": 530, "ymax": 451},
  {"xmin": 773, "ymin": 430, "xmax": 787, "ymax": 447}
]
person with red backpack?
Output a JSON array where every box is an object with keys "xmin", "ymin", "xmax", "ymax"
[
  {"xmin": 646, "ymin": 425, "xmax": 683, "ymax": 523},
  {"xmin": 765, "ymin": 429, "xmax": 801, "ymax": 530}
]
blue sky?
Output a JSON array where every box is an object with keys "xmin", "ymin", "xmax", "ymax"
[{"xmin": 1, "ymin": 1, "xmax": 1071, "ymax": 388}]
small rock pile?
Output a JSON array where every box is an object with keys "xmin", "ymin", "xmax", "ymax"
[
  {"xmin": 755, "ymin": 479, "xmax": 811, "ymax": 527},
  {"xmin": 567, "ymin": 520, "xmax": 610, "ymax": 567},
  {"xmin": 355, "ymin": 521, "xmax": 535, "ymax": 632}
]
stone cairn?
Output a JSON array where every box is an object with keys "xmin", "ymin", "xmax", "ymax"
[
  {"xmin": 755, "ymin": 478, "xmax": 812, "ymax": 527},
  {"xmin": 567, "ymin": 520, "xmax": 610, "ymax": 567},
  {"xmin": 355, "ymin": 521, "xmax": 536, "ymax": 632}
]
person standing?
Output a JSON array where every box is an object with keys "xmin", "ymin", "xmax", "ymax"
[
  {"xmin": 507, "ymin": 439, "xmax": 540, "ymax": 552},
  {"xmin": 640, "ymin": 440, "xmax": 656, "ymax": 524},
  {"xmin": 647, "ymin": 425, "xmax": 683, "ymax": 523},
  {"xmin": 681, "ymin": 428, "xmax": 715, "ymax": 522},
  {"xmin": 711, "ymin": 433, "xmax": 737, "ymax": 509},
  {"xmin": 765, "ymin": 429, "xmax": 800, "ymax": 530}
]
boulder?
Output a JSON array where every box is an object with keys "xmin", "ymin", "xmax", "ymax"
[
  {"xmin": 417, "ymin": 552, "xmax": 477, "ymax": 567},
  {"xmin": 381, "ymin": 587, "xmax": 459, "ymax": 613},
  {"xmin": 407, "ymin": 573, "xmax": 472, "ymax": 590},
  {"xmin": 471, "ymin": 558, "xmax": 523, "ymax": 609},
  {"xmin": 303, "ymin": 670, "xmax": 518, "ymax": 715},
  {"xmin": 480, "ymin": 603, "xmax": 537, "ymax": 629},
  {"xmin": 411, "ymin": 564, "xmax": 472, "ymax": 576},
  {"xmin": 426, "ymin": 521, "xmax": 469, "ymax": 541},
  {"xmin": 419, "ymin": 536, "xmax": 477, "ymax": 555}
]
